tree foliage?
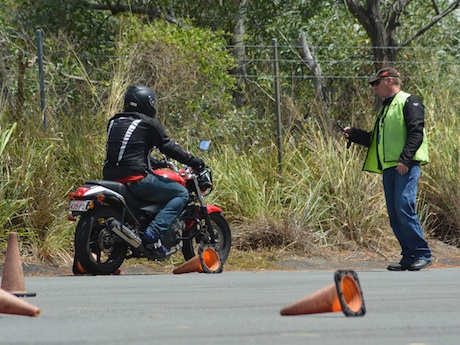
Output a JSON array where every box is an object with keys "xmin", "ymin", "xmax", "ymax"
[
  {"xmin": 344, "ymin": 0, "xmax": 460, "ymax": 68},
  {"xmin": 112, "ymin": 17, "xmax": 236, "ymax": 134}
]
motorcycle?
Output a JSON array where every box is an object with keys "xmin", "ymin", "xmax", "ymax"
[{"xmin": 68, "ymin": 140, "xmax": 231, "ymax": 275}]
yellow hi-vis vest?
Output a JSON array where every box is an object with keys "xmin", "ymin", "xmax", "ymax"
[{"xmin": 363, "ymin": 91, "xmax": 429, "ymax": 174}]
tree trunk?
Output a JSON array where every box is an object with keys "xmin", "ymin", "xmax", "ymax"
[
  {"xmin": 298, "ymin": 33, "xmax": 328, "ymax": 108},
  {"xmin": 344, "ymin": 0, "xmax": 460, "ymax": 71},
  {"xmin": 344, "ymin": 0, "xmax": 397, "ymax": 69},
  {"xmin": 16, "ymin": 51, "xmax": 26, "ymax": 120}
]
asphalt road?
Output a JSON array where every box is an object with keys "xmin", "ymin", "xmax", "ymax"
[{"xmin": 1, "ymin": 268, "xmax": 460, "ymax": 345}]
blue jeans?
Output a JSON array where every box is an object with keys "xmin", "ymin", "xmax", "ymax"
[
  {"xmin": 127, "ymin": 172, "xmax": 189, "ymax": 239},
  {"xmin": 382, "ymin": 165, "xmax": 431, "ymax": 264}
]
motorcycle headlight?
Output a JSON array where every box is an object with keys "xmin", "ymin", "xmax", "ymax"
[{"xmin": 199, "ymin": 173, "xmax": 213, "ymax": 192}]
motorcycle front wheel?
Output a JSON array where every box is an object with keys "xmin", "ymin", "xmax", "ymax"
[
  {"xmin": 182, "ymin": 212, "xmax": 231, "ymax": 264},
  {"xmin": 74, "ymin": 207, "xmax": 128, "ymax": 275}
]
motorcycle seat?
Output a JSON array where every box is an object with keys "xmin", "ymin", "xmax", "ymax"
[
  {"xmin": 85, "ymin": 180, "xmax": 163, "ymax": 214},
  {"xmin": 86, "ymin": 180, "xmax": 128, "ymax": 195}
]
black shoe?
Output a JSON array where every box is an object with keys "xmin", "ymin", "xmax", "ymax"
[
  {"xmin": 141, "ymin": 232, "xmax": 169, "ymax": 258},
  {"xmin": 409, "ymin": 259, "xmax": 432, "ymax": 271},
  {"xmin": 387, "ymin": 262, "xmax": 411, "ymax": 271}
]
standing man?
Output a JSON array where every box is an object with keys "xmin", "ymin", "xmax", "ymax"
[{"xmin": 343, "ymin": 67, "xmax": 432, "ymax": 271}]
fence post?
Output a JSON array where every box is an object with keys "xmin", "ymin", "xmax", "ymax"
[
  {"xmin": 272, "ymin": 38, "xmax": 282, "ymax": 177},
  {"xmin": 36, "ymin": 29, "xmax": 46, "ymax": 131}
]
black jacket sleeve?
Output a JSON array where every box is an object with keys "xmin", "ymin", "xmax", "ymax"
[
  {"xmin": 399, "ymin": 95, "xmax": 425, "ymax": 165},
  {"xmin": 148, "ymin": 117, "xmax": 196, "ymax": 165},
  {"xmin": 349, "ymin": 128, "xmax": 372, "ymax": 147}
]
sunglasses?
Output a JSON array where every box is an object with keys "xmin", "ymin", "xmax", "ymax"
[{"xmin": 370, "ymin": 78, "xmax": 386, "ymax": 86}]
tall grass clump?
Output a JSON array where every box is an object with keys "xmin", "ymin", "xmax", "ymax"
[
  {"xmin": 0, "ymin": 123, "xmax": 30, "ymax": 249},
  {"xmin": 0, "ymin": 114, "xmax": 104, "ymax": 262},
  {"xmin": 419, "ymin": 90, "xmax": 460, "ymax": 245},
  {"xmin": 112, "ymin": 17, "xmax": 236, "ymax": 141},
  {"xmin": 207, "ymin": 116, "xmax": 399, "ymax": 257},
  {"xmin": 0, "ymin": 31, "xmax": 109, "ymax": 263}
]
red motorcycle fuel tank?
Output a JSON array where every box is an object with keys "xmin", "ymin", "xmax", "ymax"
[{"xmin": 152, "ymin": 169, "xmax": 186, "ymax": 186}]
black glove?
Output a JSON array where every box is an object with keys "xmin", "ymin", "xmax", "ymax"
[
  {"xmin": 189, "ymin": 157, "xmax": 205, "ymax": 170},
  {"xmin": 150, "ymin": 156, "xmax": 168, "ymax": 169}
]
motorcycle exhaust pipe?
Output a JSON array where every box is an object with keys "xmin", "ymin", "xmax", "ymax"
[{"xmin": 106, "ymin": 218, "xmax": 142, "ymax": 248}]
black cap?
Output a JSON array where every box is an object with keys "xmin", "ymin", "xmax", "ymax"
[{"xmin": 368, "ymin": 67, "xmax": 400, "ymax": 84}]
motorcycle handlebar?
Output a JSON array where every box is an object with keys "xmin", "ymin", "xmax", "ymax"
[{"xmin": 161, "ymin": 160, "xmax": 210, "ymax": 176}]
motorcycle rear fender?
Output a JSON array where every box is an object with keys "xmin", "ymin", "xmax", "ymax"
[
  {"xmin": 80, "ymin": 185, "xmax": 127, "ymax": 205},
  {"xmin": 75, "ymin": 185, "xmax": 131, "ymax": 216}
]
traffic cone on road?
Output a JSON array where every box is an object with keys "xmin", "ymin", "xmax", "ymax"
[
  {"xmin": 173, "ymin": 245, "xmax": 222, "ymax": 274},
  {"xmin": 72, "ymin": 257, "xmax": 88, "ymax": 275},
  {"xmin": 280, "ymin": 270, "xmax": 366, "ymax": 317},
  {"xmin": 0, "ymin": 288, "xmax": 40, "ymax": 317},
  {"xmin": 1, "ymin": 232, "xmax": 36, "ymax": 297},
  {"xmin": 72, "ymin": 255, "xmax": 121, "ymax": 275}
]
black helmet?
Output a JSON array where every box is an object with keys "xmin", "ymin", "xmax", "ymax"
[{"xmin": 123, "ymin": 85, "xmax": 158, "ymax": 118}]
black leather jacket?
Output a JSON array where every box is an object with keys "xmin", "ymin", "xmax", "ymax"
[{"xmin": 103, "ymin": 112, "xmax": 195, "ymax": 180}]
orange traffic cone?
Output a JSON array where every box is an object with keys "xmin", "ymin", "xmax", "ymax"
[
  {"xmin": 72, "ymin": 257, "xmax": 88, "ymax": 275},
  {"xmin": 280, "ymin": 270, "xmax": 366, "ymax": 317},
  {"xmin": 0, "ymin": 288, "xmax": 40, "ymax": 317},
  {"xmin": 1, "ymin": 232, "xmax": 36, "ymax": 297},
  {"xmin": 173, "ymin": 245, "xmax": 223, "ymax": 274},
  {"xmin": 72, "ymin": 255, "xmax": 121, "ymax": 275}
]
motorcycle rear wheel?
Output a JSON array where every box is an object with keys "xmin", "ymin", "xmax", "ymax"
[
  {"xmin": 182, "ymin": 212, "xmax": 231, "ymax": 264},
  {"xmin": 74, "ymin": 207, "xmax": 128, "ymax": 275}
]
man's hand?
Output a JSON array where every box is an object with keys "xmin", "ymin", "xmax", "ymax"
[
  {"xmin": 189, "ymin": 157, "xmax": 205, "ymax": 171},
  {"xmin": 396, "ymin": 162, "xmax": 409, "ymax": 175}
]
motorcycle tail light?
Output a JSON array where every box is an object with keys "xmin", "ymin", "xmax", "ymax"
[{"xmin": 73, "ymin": 187, "xmax": 90, "ymax": 198}]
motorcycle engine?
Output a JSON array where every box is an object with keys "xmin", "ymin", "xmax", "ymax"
[{"xmin": 162, "ymin": 218, "xmax": 184, "ymax": 249}]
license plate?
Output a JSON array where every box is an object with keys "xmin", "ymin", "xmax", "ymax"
[{"xmin": 69, "ymin": 200, "xmax": 91, "ymax": 212}]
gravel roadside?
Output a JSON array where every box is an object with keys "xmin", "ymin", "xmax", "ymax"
[{"xmin": 1, "ymin": 239, "xmax": 459, "ymax": 277}]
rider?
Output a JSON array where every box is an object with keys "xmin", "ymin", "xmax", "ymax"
[{"xmin": 103, "ymin": 84, "xmax": 205, "ymax": 256}]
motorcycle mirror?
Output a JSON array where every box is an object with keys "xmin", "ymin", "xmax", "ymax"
[{"xmin": 199, "ymin": 140, "xmax": 211, "ymax": 151}]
